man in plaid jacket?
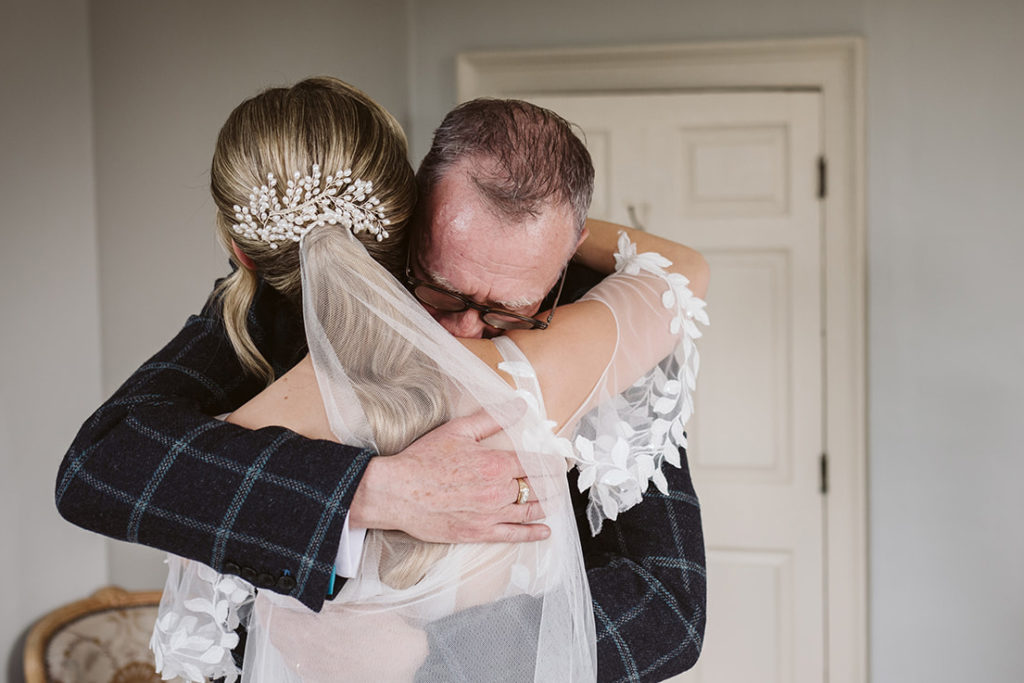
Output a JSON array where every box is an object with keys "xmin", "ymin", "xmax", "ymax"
[{"xmin": 56, "ymin": 99, "xmax": 705, "ymax": 682}]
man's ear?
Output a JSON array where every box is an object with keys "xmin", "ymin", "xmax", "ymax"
[
  {"xmin": 573, "ymin": 224, "xmax": 590, "ymax": 255},
  {"xmin": 231, "ymin": 240, "xmax": 257, "ymax": 271}
]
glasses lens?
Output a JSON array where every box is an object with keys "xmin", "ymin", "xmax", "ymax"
[
  {"xmin": 482, "ymin": 312, "xmax": 537, "ymax": 330},
  {"xmin": 414, "ymin": 286, "xmax": 466, "ymax": 312}
]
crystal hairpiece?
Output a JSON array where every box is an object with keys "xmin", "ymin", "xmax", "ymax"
[{"xmin": 232, "ymin": 164, "xmax": 390, "ymax": 248}]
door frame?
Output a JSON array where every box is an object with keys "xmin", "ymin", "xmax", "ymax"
[{"xmin": 457, "ymin": 37, "xmax": 867, "ymax": 683}]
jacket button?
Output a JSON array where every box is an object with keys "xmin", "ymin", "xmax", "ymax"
[
  {"xmin": 224, "ymin": 562, "xmax": 241, "ymax": 576},
  {"xmin": 241, "ymin": 567, "xmax": 258, "ymax": 583},
  {"xmin": 257, "ymin": 572, "xmax": 276, "ymax": 588},
  {"xmin": 277, "ymin": 574, "xmax": 297, "ymax": 591}
]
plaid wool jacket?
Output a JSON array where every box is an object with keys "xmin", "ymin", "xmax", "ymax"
[{"xmin": 55, "ymin": 266, "xmax": 706, "ymax": 682}]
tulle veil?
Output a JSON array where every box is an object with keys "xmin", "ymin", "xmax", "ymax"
[
  {"xmin": 152, "ymin": 225, "xmax": 597, "ymax": 682},
  {"xmin": 152, "ymin": 220, "xmax": 710, "ymax": 683}
]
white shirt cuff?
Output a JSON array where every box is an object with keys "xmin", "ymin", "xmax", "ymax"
[{"xmin": 334, "ymin": 516, "xmax": 366, "ymax": 578}]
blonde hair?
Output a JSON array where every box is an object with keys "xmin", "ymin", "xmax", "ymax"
[
  {"xmin": 212, "ymin": 77, "xmax": 446, "ymax": 589},
  {"xmin": 212, "ymin": 76, "xmax": 415, "ymax": 383},
  {"xmin": 301, "ymin": 226, "xmax": 450, "ymax": 589}
]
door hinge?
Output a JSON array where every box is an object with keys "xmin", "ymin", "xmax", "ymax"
[
  {"xmin": 820, "ymin": 452, "xmax": 829, "ymax": 494},
  {"xmin": 817, "ymin": 156, "xmax": 827, "ymax": 199}
]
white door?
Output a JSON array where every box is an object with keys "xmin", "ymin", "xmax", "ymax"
[{"xmin": 527, "ymin": 92, "xmax": 826, "ymax": 683}]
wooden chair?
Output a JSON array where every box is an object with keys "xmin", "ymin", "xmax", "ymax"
[{"xmin": 23, "ymin": 586, "xmax": 168, "ymax": 683}]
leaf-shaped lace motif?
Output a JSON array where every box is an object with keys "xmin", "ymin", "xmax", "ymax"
[
  {"xmin": 151, "ymin": 557, "xmax": 255, "ymax": 683},
  {"xmin": 569, "ymin": 233, "xmax": 708, "ymax": 534}
]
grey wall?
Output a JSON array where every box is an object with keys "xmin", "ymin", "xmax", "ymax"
[
  {"xmin": 406, "ymin": 0, "xmax": 865, "ymax": 161},
  {"xmin": 87, "ymin": 0, "xmax": 411, "ymax": 588},
  {"xmin": 0, "ymin": 0, "xmax": 107, "ymax": 672},
  {"xmin": 864, "ymin": 0, "xmax": 1024, "ymax": 681},
  {"xmin": 7, "ymin": 0, "xmax": 1023, "ymax": 681}
]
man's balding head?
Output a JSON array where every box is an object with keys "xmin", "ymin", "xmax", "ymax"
[
  {"xmin": 412, "ymin": 99, "xmax": 595, "ymax": 339},
  {"xmin": 416, "ymin": 98, "xmax": 594, "ymax": 236}
]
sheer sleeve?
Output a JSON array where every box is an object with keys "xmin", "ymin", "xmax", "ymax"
[
  {"xmin": 550, "ymin": 233, "xmax": 709, "ymax": 534},
  {"xmin": 151, "ymin": 555, "xmax": 255, "ymax": 682}
]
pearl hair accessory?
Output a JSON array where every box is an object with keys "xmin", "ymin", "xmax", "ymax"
[{"xmin": 232, "ymin": 164, "xmax": 390, "ymax": 248}]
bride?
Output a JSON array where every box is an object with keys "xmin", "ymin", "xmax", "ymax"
[{"xmin": 151, "ymin": 76, "xmax": 708, "ymax": 682}]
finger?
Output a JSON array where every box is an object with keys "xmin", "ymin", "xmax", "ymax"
[
  {"xmin": 508, "ymin": 477, "xmax": 551, "ymax": 507},
  {"xmin": 485, "ymin": 452, "xmax": 567, "ymax": 482},
  {"xmin": 511, "ymin": 476, "xmax": 529, "ymax": 505},
  {"xmin": 506, "ymin": 483, "xmax": 555, "ymax": 514},
  {"xmin": 449, "ymin": 406, "xmax": 504, "ymax": 442},
  {"xmin": 490, "ymin": 522, "xmax": 551, "ymax": 544},
  {"xmin": 505, "ymin": 501, "xmax": 546, "ymax": 524},
  {"xmin": 496, "ymin": 467, "xmax": 563, "ymax": 494},
  {"xmin": 451, "ymin": 398, "xmax": 530, "ymax": 442}
]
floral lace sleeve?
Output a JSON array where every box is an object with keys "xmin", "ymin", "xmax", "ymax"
[
  {"xmin": 151, "ymin": 556, "xmax": 255, "ymax": 682},
  {"xmin": 565, "ymin": 232, "xmax": 709, "ymax": 534}
]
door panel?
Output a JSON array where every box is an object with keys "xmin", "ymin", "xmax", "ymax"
[{"xmin": 527, "ymin": 92, "xmax": 825, "ymax": 683}]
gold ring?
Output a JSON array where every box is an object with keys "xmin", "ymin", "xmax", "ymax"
[{"xmin": 515, "ymin": 477, "xmax": 530, "ymax": 505}]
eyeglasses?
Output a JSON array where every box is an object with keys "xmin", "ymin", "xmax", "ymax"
[{"xmin": 405, "ymin": 251, "xmax": 568, "ymax": 330}]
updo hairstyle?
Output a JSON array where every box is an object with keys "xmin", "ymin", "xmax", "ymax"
[{"xmin": 211, "ymin": 76, "xmax": 416, "ymax": 383}]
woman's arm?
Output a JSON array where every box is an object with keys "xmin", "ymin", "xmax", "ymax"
[
  {"xmin": 226, "ymin": 356, "xmax": 333, "ymax": 438},
  {"xmin": 474, "ymin": 220, "xmax": 708, "ymax": 432},
  {"xmin": 576, "ymin": 219, "xmax": 709, "ymax": 297}
]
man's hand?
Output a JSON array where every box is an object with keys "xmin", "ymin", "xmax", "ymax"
[{"xmin": 348, "ymin": 408, "xmax": 550, "ymax": 543}]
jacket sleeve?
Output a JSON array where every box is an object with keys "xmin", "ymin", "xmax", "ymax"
[
  {"xmin": 572, "ymin": 446, "xmax": 707, "ymax": 682},
  {"xmin": 55, "ymin": 279, "xmax": 372, "ymax": 611}
]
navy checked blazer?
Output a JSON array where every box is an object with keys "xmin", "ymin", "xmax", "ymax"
[{"xmin": 55, "ymin": 265, "xmax": 706, "ymax": 682}]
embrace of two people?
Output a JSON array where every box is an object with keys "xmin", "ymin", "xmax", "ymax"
[{"xmin": 56, "ymin": 76, "xmax": 710, "ymax": 682}]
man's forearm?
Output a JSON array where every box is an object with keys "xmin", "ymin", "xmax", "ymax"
[
  {"xmin": 347, "ymin": 456, "xmax": 389, "ymax": 530},
  {"xmin": 55, "ymin": 310, "xmax": 372, "ymax": 611}
]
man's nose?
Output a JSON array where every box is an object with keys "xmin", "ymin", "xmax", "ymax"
[{"xmin": 439, "ymin": 309, "xmax": 487, "ymax": 339}]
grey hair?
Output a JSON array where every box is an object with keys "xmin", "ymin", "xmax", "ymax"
[{"xmin": 416, "ymin": 98, "xmax": 594, "ymax": 235}]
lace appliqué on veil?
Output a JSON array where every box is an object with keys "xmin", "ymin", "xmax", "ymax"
[
  {"xmin": 496, "ymin": 355, "xmax": 576, "ymax": 467},
  {"xmin": 571, "ymin": 232, "xmax": 709, "ymax": 534},
  {"xmin": 150, "ymin": 557, "xmax": 255, "ymax": 682}
]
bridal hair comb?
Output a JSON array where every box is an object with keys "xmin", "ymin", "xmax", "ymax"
[{"xmin": 232, "ymin": 164, "xmax": 390, "ymax": 248}]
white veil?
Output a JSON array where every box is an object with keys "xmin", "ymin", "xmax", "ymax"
[
  {"xmin": 151, "ymin": 224, "xmax": 708, "ymax": 683},
  {"xmin": 240, "ymin": 226, "xmax": 596, "ymax": 682}
]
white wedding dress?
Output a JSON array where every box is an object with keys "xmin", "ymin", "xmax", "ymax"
[{"xmin": 152, "ymin": 228, "xmax": 706, "ymax": 683}]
